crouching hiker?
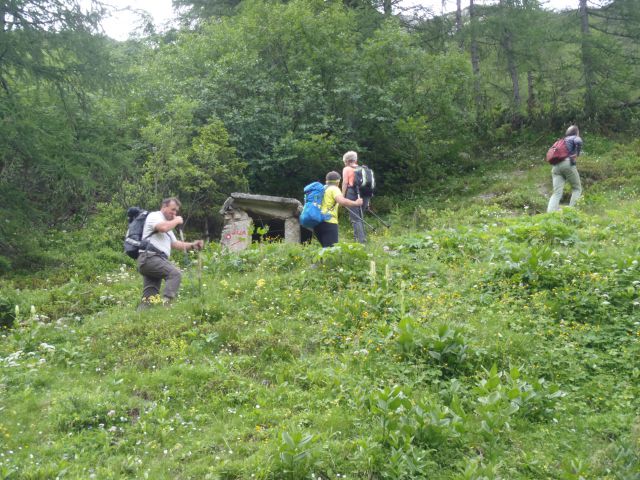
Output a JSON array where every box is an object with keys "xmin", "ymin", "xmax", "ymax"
[
  {"xmin": 314, "ymin": 171, "xmax": 363, "ymax": 248},
  {"xmin": 137, "ymin": 197, "xmax": 204, "ymax": 309}
]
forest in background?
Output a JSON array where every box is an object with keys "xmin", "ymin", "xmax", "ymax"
[{"xmin": 1, "ymin": 0, "xmax": 639, "ymax": 271}]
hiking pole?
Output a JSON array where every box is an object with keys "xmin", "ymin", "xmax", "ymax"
[
  {"xmin": 354, "ymin": 187, "xmax": 376, "ymax": 234},
  {"xmin": 367, "ymin": 208, "xmax": 390, "ymax": 229},
  {"xmin": 349, "ymin": 206, "xmax": 377, "ymax": 233},
  {"xmin": 357, "ymin": 188, "xmax": 365, "ymax": 229},
  {"xmin": 178, "ymin": 228, "xmax": 195, "ymax": 296},
  {"xmin": 178, "ymin": 229, "xmax": 190, "ymax": 264}
]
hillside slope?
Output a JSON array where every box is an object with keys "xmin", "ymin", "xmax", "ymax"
[{"xmin": 1, "ymin": 141, "xmax": 640, "ymax": 479}]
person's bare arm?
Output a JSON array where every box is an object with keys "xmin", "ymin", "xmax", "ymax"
[
  {"xmin": 154, "ymin": 216, "xmax": 184, "ymax": 233},
  {"xmin": 335, "ymin": 194, "xmax": 362, "ymax": 208},
  {"xmin": 171, "ymin": 239, "xmax": 204, "ymax": 251}
]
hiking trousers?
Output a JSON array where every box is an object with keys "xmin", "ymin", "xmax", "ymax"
[
  {"xmin": 137, "ymin": 251, "xmax": 182, "ymax": 301},
  {"xmin": 314, "ymin": 222, "xmax": 339, "ymax": 248},
  {"xmin": 346, "ymin": 187, "xmax": 369, "ymax": 243},
  {"xmin": 547, "ymin": 158, "xmax": 582, "ymax": 213}
]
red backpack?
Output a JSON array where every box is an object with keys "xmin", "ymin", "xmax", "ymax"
[{"xmin": 546, "ymin": 138, "xmax": 570, "ymax": 165}]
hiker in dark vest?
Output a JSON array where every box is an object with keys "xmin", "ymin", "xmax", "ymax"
[
  {"xmin": 314, "ymin": 171, "xmax": 363, "ymax": 248},
  {"xmin": 137, "ymin": 197, "xmax": 204, "ymax": 309},
  {"xmin": 342, "ymin": 151, "xmax": 369, "ymax": 243},
  {"xmin": 547, "ymin": 125, "xmax": 583, "ymax": 213}
]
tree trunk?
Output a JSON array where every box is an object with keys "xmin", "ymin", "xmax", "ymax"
[
  {"xmin": 499, "ymin": 0, "xmax": 521, "ymax": 125},
  {"xmin": 456, "ymin": 0, "xmax": 463, "ymax": 51},
  {"xmin": 0, "ymin": 3, "xmax": 6, "ymax": 93},
  {"xmin": 502, "ymin": 31, "xmax": 521, "ymax": 111},
  {"xmin": 527, "ymin": 70, "xmax": 536, "ymax": 118},
  {"xmin": 469, "ymin": 0, "xmax": 482, "ymax": 115},
  {"xmin": 383, "ymin": 0, "xmax": 392, "ymax": 16},
  {"xmin": 579, "ymin": 0, "xmax": 596, "ymax": 117}
]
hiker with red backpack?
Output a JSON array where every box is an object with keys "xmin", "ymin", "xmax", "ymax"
[
  {"xmin": 546, "ymin": 125, "xmax": 583, "ymax": 213},
  {"xmin": 342, "ymin": 151, "xmax": 373, "ymax": 244}
]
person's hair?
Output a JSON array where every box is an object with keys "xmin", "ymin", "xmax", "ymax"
[
  {"xmin": 565, "ymin": 125, "xmax": 579, "ymax": 136},
  {"xmin": 326, "ymin": 171, "xmax": 341, "ymax": 183},
  {"xmin": 342, "ymin": 151, "xmax": 358, "ymax": 165},
  {"xmin": 162, "ymin": 197, "xmax": 182, "ymax": 208}
]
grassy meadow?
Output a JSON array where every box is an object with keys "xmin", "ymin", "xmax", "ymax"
[{"xmin": 1, "ymin": 139, "xmax": 640, "ymax": 479}]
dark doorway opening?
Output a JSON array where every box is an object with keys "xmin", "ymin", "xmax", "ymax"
[{"xmin": 250, "ymin": 216, "xmax": 285, "ymax": 243}]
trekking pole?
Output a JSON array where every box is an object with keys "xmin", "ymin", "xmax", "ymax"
[
  {"xmin": 357, "ymin": 188, "xmax": 365, "ymax": 227},
  {"xmin": 354, "ymin": 187, "xmax": 376, "ymax": 233},
  {"xmin": 367, "ymin": 208, "xmax": 391, "ymax": 229},
  {"xmin": 349, "ymin": 206, "xmax": 377, "ymax": 233},
  {"xmin": 196, "ymin": 245, "xmax": 204, "ymax": 298},
  {"xmin": 178, "ymin": 229, "xmax": 190, "ymax": 264},
  {"xmin": 178, "ymin": 228, "xmax": 194, "ymax": 295}
]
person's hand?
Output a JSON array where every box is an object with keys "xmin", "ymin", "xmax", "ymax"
[
  {"xmin": 192, "ymin": 240, "xmax": 204, "ymax": 250},
  {"xmin": 174, "ymin": 216, "xmax": 184, "ymax": 225},
  {"xmin": 355, "ymin": 198, "xmax": 363, "ymax": 206}
]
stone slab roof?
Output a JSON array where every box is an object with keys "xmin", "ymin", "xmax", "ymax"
[{"xmin": 220, "ymin": 193, "xmax": 302, "ymax": 219}]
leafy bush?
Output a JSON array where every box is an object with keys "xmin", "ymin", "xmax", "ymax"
[
  {"xmin": 496, "ymin": 245, "xmax": 570, "ymax": 290},
  {"xmin": 274, "ymin": 431, "xmax": 321, "ymax": 479},
  {"xmin": 411, "ymin": 398, "xmax": 465, "ymax": 448},
  {"xmin": 505, "ymin": 213, "xmax": 580, "ymax": 246},
  {"xmin": 0, "ymin": 255, "xmax": 11, "ymax": 273},
  {"xmin": 396, "ymin": 318, "xmax": 476, "ymax": 377},
  {"xmin": 0, "ymin": 295, "xmax": 16, "ymax": 329},
  {"xmin": 472, "ymin": 365, "xmax": 565, "ymax": 444},
  {"xmin": 315, "ymin": 242, "xmax": 371, "ymax": 283}
]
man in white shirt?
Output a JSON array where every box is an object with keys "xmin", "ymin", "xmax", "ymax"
[{"xmin": 137, "ymin": 197, "xmax": 203, "ymax": 309}]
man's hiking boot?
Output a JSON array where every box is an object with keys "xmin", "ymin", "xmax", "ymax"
[
  {"xmin": 162, "ymin": 297, "xmax": 174, "ymax": 308},
  {"xmin": 136, "ymin": 299, "xmax": 152, "ymax": 312}
]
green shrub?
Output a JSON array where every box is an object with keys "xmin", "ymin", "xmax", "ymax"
[
  {"xmin": 0, "ymin": 295, "xmax": 16, "ymax": 329},
  {"xmin": 396, "ymin": 318, "xmax": 476, "ymax": 378},
  {"xmin": 315, "ymin": 242, "xmax": 371, "ymax": 283},
  {"xmin": 274, "ymin": 430, "xmax": 321, "ymax": 479},
  {"xmin": 496, "ymin": 245, "xmax": 571, "ymax": 291},
  {"xmin": 505, "ymin": 214, "xmax": 579, "ymax": 246}
]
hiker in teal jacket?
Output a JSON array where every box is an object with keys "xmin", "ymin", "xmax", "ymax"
[{"xmin": 547, "ymin": 125, "xmax": 583, "ymax": 213}]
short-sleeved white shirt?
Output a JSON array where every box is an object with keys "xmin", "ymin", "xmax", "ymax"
[{"xmin": 142, "ymin": 211, "xmax": 177, "ymax": 258}]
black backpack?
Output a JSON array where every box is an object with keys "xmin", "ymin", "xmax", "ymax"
[
  {"xmin": 354, "ymin": 165, "xmax": 375, "ymax": 197},
  {"xmin": 124, "ymin": 207, "xmax": 150, "ymax": 259}
]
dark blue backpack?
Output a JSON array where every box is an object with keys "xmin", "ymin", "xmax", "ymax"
[{"xmin": 299, "ymin": 182, "xmax": 331, "ymax": 229}]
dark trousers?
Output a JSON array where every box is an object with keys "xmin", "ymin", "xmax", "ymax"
[
  {"xmin": 313, "ymin": 222, "xmax": 339, "ymax": 248},
  {"xmin": 137, "ymin": 252, "xmax": 182, "ymax": 300},
  {"xmin": 346, "ymin": 187, "xmax": 369, "ymax": 243}
]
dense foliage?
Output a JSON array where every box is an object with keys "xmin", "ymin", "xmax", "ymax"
[{"xmin": 1, "ymin": 0, "xmax": 639, "ymax": 270}]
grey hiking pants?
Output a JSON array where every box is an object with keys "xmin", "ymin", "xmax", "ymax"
[
  {"xmin": 137, "ymin": 251, "xmax": 182, "ymax": 300},
  {"xmin": 547, "ymin": 158, "xmax": 582, "ymax": 213},
  {"xmin": 346, "ymin": 187, "xmax": 369, "ymax": 244}
]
